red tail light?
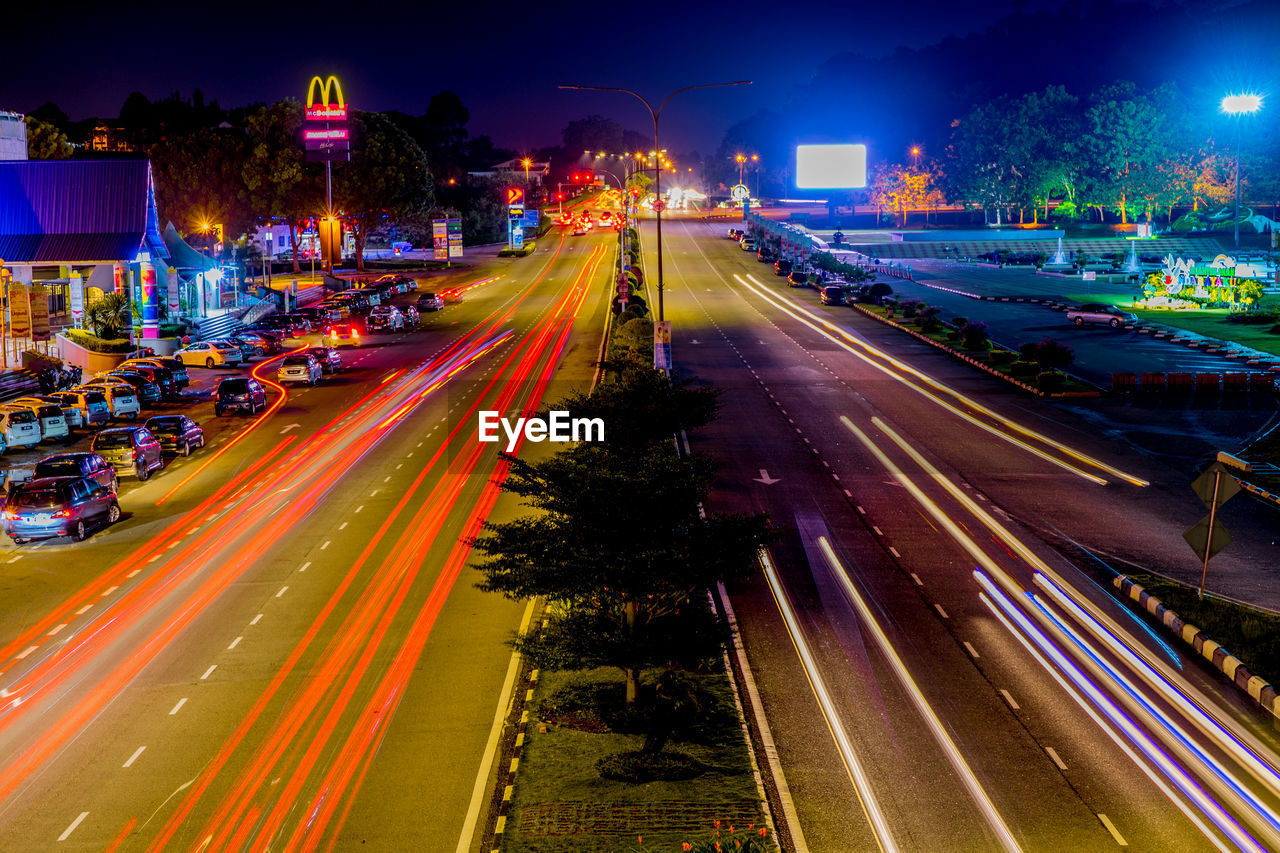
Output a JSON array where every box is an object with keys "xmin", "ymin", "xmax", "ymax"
[
  {"xmin": 51, "ymin": 509, "xmax": 72, "ymax": 519},
  {"xmin": 3, "ymin": 510, "xmax": 17, "ymax": 520}
]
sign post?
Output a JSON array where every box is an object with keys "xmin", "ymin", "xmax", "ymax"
[{"xmin": 1185, "ymin": 461, "xmax": 1240, "ymax": 598}]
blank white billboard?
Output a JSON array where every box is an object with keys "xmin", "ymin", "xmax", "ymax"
[{"xmin": 795, "ymin": 144, "xmax": 867, "ymax": 189}]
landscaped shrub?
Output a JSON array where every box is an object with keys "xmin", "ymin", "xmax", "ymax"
[
  {"xmin": 1010, "ymin": 360, "xmax": 1039, "ymax": 377},
  {"xmin": 989, "ymin": 349, "xmax": 1016, "ymax": 365},
  {"xmin": 950, "ymin": 316, "xmax": 969, "ymax": 329},
  {"xmin": 869, "ymin": 281, "xmax": 894, "ymax": 300},
  {"xmin": 1033, "ymin": 337, "xmax": 1075, "ymax": 369},
  {"xmin": 1019, "ymin": 341, "xmax": 1040, "ymax": 362},
  {"xmin": 1036, "ymin": 370, "xmax": 1066, "ymax": 392},
  {"xmin": 900, "ymin": 300, "xmax": 921, "ymax": 318},
  {"xmin": 944, "ymin": 330, "xmax": 961, "ymax": 341},
  {"xmin": 597, "ymin": 749, "xmax": 705, "ymax": 782},
  {"xmin": 960, "ymin": 321, "xmax": 990, "ymax": 350},
  {"xmin": 65, "ymin": 329, "xmax": 134, "ymax": 353}
]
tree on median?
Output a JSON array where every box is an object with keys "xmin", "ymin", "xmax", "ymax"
[{"xmin": 471, "ymin": 361, "xmax": 771, "ymax": 708}]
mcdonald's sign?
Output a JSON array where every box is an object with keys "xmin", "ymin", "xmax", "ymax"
[{"xmin": 305, "ymin": 75, "xmax": 348, "ymax": 121}]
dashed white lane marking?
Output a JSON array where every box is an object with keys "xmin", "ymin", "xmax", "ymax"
[
  {"xmin": 888, "ymin": 546, "xmax": 900, "ymax": 558},
  {"xmin": 126, "ymin": 569, "xmax": 140, "ymax": 578},
  {"xmin": 1098, "ymin": 814, "xmax": 1127, "ymax": 846},
  {"xmin": 1046, "ymin": 747, "xmax": 1068, "ymax": 770},
  {"xmin": 355, "ymin": 505, "xmax": 364, "ymax": 513},
  {"xmin": 844, "ymin": 490, "xmax": 852, "ymax": 497},
  {"xmin": 169, "ymin": 697, "xmax": 187, "ymax": 715},
  {"xmin": 370, "ymin": 489, "xmax": 379, "ymax": 497},
  {"xmin": 320, "ymin": 541, "xmax": 330, "ymax": 550},
  {"xmin": 935, "ymin": 604, "xmax": 949, "ymax": 619},
  {"xmin": 102, "ymin": 586, "xmax": 118, "ymax": 597},
  {"xmin": 395, "ymin": 463, "xmax": 403, "ymax": 470},
  {"xmin": 6, "ymin": 555, "xmax": 20, "ymax": 564},
  {"xmin": 122, "ymin": 746, "xmax": 145, "ymax": 768},
  {"xmin": 406, "ymin": 452, "xmax": 414, "ymax": 458},
  {"xmin": 276, "ymin": 586, "xmax": 288, "ymax": 598},
  {"xmin": 910, "ymin": 573, "xmax": 923, "ymax": 586},
  {"xmin": 47, "ymin": 623, "xmax": 67, "ymax": 636},
  {"xmin": 1000, "ymin": 689, "xmax": 1020, "ymax": 710},
  {"xmin": 147, "ymin": 554, "xmax": 161, "ymax": 563},
  {"xmin": 250, "ymin": 613, "xmax": 263, "ymax": 626},
  {"xmin": 165, "ymin": 541, "xmax": 178, "ymax": 550},
  {"xmin": 416, "ymin": 442, "xmax": 423, "ymax": 448},
  {"xmin": 16, "ymin": 645, "xmax": 37, "ymax": 660},
  {"xmin": 963, "ymin": 641, "xmax": 980, "ymax": 658},
  {"xmin": 871, "ymin": 526, "xmax": 883, "ymax": 536},
  {"xmin": 75, "ymin": 604, "xmax": 92, "ymax": 615},
  {"xmin": 299, "ymin": 561, "xmax": 311, "ymax": 572},
  {"xmin": 58, "ymin": 811, "xmax": 89, "ymax": 841},
  {"xmin": 338, "ymin": 521, "xmax": 348, "ymax": 530},
  {"xmin": 856, "ymin": 506, "xmax": 866, "ymax": 515},
  {"xmin": 383, "ymin": 476, "xmax": 391, "ymax": 483},
  {"xmin": 201, "ymin": 665, "xmax": 217, "ymax": 680}
]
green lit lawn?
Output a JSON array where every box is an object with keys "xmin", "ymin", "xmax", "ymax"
[{"xmin": 1063, "ymin": 293, "xmax": 1280, "ymax": 358}]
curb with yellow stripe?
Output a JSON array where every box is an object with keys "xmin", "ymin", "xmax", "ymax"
[{"xmin": 1113, "ymin": 575, "xmax": 1278, "ymax": 716}]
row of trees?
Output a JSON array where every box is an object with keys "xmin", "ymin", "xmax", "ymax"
[
  {"xmin": 948, "ymin": 82, "xmax": 1280, "ymax": 226},
  {"xmin": 712, "ymin": 79, "xmax": 1280, "ymax": 228}
]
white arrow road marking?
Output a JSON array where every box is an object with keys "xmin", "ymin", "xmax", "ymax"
[
  {"xmin": 754, "ymin": 469, "xmax": 781, "ymax": 485},
  {"xmin": 279, "ymin": 423, "xmax": 301, "ymax": 434}
]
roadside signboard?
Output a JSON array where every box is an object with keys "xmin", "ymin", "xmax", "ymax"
[
  {"xmin": 69, "ymin": 274, "xmax": 85, "ymax": 324},
  {"xmin": 447, "ymin": 219, "xmax": 462, "ymax": 258},
  {"xmin": 523, "ymin": 210, "xmax": 539, "ymax": 228},
  {"xmin": 653, "ymin": 321, "xmax": 671, "ymax": 370},
  {"xmin": 433, "ymin": 220, "xmax": 449, "ymax": 261},
  {"xmin": 304, "ymin": 75, "xmax": 350, "ymax": 162},
  {"xmin": 652, "ymin": 199, "xmax": 667, "ymax": 213},
  {"xmin": 507, "ymin": 187, "xmax": 524, "ymax": 205},
  {"xmin": 1082, "ymin": 271, "xmax": 1096, "ymax": 281},
  {"xmin": 511, "ymin": 223, "xmax": 524, "ymax": 250}
]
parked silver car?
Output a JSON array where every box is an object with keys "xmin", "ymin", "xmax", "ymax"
[{"xmin": 1066, "ymin": 303, "xmax": 1137, "ymax": 328}]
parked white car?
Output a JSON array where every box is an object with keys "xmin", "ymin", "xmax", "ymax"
[
  {"xmin": 0, "ymin": 405, "xmax": 43, "ymax": 451},
  {"xmin": 175, "ymin": 340, "xmax": 244, "ymax": 368},
  {"xmin": 276, "ymin": 354, "xmax": 324, "ymax": 386}
]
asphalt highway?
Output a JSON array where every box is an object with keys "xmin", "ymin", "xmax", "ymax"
[
  {"xmin": 0, "ymin": 225, "xmax": 612, "ymax": 850},
  {"xmin": 655, "ymin": 218, "xmax": 1280, "ymax": 852}
]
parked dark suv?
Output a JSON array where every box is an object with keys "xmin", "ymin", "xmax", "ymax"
[
  {"xmin": 820, "ymin": 285, "xmax": 847, "ymax": 305},
  {"xmin": 2, "ymin": 476, "xmax": 121, "ymax": 543},
  {"xmin": 215, "ymin": 377, "xmax": 267, "ymax": 416}
]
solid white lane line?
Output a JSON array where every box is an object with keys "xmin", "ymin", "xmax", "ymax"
[
  {"xmin": 1000, "ymin": 689, "xmax": 1020, "ymax": 710},
  {"xmin": 1097, "ymin": 814, "xmax": 1128, "ymax": 846},
  {"xmin": 227, "ymin": 637, "xmax": 242, "ymax": 650},
  {"xmin": 123, "ymin": 746, "xmax": 145, "ymax": 768},
  {"xmin": 169, "ymin": 697, "xmax": 187, "ymax": 715},
  {"xmin": 250, "ymin": 613, "xmax": 263, "ymax": 626},
  {"xmin": 201, "ymin": 666, "xmax": 217, "ymax": 680},
  {"xmin": 58, "ymin": 812, "xmax": 89, "ymax": 841},
  {"xmin": 299, "ymin": 561, "xmax": 311, "ymax": 572},
  {"xmin": 1046, "ymin": 747, "xmax": 1068, "ymax": 770},
  {"xmin": 963, "ymin": 642, "xmax": 980, "ymax": 658},
  {"xmin": 276, "ymin": 586, "xmax": 288, "ymax": 598}
]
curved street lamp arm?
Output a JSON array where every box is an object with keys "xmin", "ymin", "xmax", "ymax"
[
  {"xmin": 655, "ymin": 81, "xmax": 752, "ymax": 120},
  {"xmin": 558, "ymin": 85, "xmax": 657, "ymax": 123}
]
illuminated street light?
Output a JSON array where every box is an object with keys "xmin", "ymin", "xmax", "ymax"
[
  {"xmin": 559, "ymin": 80, "xmax": 751, "ymax": 323},
  {"xmin": 1220, "ymin": 93, "xmax": 1263, "ymax": 248},
  {"xmin": 521, "ymin": 158, "xmax": 532, "ymax": 185},
  {"xmin": 910, "ymin": 146, "xmax": 921, "ymax": 170}
]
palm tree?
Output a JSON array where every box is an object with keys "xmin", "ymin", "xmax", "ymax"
[{"xmin": 85, "ymin": 292, "xmax": 131, "ymax": 340}]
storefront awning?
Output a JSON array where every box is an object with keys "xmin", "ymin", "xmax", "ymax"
[{"xmin": 0, "ymin": 159, "xmax": 168, "ymax": 264}]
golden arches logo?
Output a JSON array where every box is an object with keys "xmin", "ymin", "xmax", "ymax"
[{"xmin": 306, "ymin": 75, "xmax": 345, "ymax": 108}]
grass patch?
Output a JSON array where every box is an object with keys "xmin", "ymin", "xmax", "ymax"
[
  {"xmin": 1128, "ymin": 308, "xmax": 1280, "ymax": 357},
  {"xmin": 498, "ymin": 241, "xmax": 537, "ymax": 258},
  {"xmin": 1123, "ymin": 574, "xmax": 1280, "ymax": 687},
  {"xmin": 503, "ymin": 667, "xmax": 769, "ymax": 853}
]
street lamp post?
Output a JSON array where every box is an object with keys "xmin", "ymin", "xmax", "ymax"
[
  {"xmin": 910, "ymin": 146, "xmax": 921, "ymax": 171},
  {"xmin": 1221, "ymin": 93, "xmax": 1263, "ymax": 249},
  {"xmin": 559, "ymin": 81, "xmax": 751, "ymax": 322}
]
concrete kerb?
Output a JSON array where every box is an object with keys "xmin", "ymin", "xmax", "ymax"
[
  {"xmin": 487, "ymin": 668, "xmax": 538, "ymax": 853},
  {"xmin": 1112, "ymin": 576, "xmax": 1280, "ymax": 717}
]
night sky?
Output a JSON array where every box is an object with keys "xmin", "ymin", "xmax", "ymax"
[{"xmin": 5, "ymin": 0, "xmax": 1044, "ymax": 154}]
